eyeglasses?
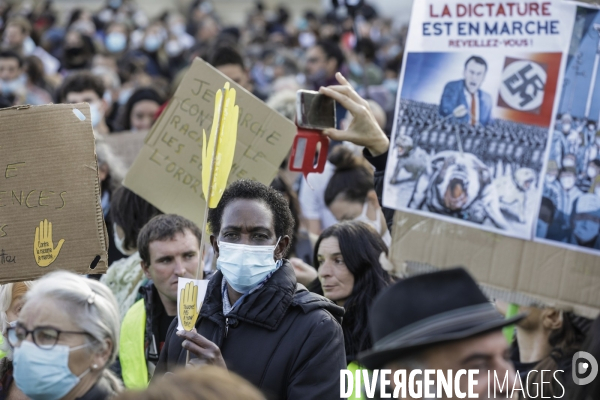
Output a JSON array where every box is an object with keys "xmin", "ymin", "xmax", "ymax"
[{"xmin": 7, "ymin": 325, "xmax": 91, "ymax": 350}]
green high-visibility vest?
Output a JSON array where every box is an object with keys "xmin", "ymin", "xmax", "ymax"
[
  {"xmin": 347, "ymin": 361, "xmax": 364, "ymax": 399},
  {"xmin": 120, "ymin": 299, "xmax": 148, "ymax": 389},
  {"xmin": 0, "ymin": 335, "xmax": 6, "ymax": 359}
]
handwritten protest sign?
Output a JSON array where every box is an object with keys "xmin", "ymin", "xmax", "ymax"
[
  {"xmin": 123, "ymin": 58, "xmax": 296, "ymax": 226},
  {"xmin": 101, "ymin": 130, "xmax": 146, "ymax": 169},
  {"xmin": 177, "ymin": 278, "xmax": 208, "ymax": 331},
  {"xmin": 0, "ymin": 104, "xmax": 108, "ymax": 283},
  {"xmin": 382, "ymin": 0, "xmax": 576, "ymax": 240},
  {"xmin": 389, "ymin": 209, "xmax": 600, "ymax": 319}
]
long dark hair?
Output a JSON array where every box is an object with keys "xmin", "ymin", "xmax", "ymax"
[
  {"xmin": 110, "ymin": 187, "xmax": 162, "ymax": 252},
  {"xmin": 528, "ymin": 312, "xmax": 590, "ymax": 399},
  {"xmin": 314, "ymin": 221, "xmax": 394, "ymax": 361},
  {"xmin": 117, "ymin": 87, "xmax": 165, "ymax": 131},
  {"xmin": 324, "ymin": 145, "xmax": 374, "ymax": 206}
]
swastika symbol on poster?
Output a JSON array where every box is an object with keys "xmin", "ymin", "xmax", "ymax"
[{"xmin": 500, "ymin": 60, "xmax": 547, "ymax": 112}]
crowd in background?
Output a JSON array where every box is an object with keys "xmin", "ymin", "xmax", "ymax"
[{"xmin": 0, "ymin": 0, "xmax": 599, "ymax": 399}]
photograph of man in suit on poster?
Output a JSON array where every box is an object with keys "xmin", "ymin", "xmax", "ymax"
[{"xmin": 439, "ymin": 56, "xmax": 492, "ymax": 126}]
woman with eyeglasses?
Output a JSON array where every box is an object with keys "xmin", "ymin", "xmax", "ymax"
[{"xmin": 6, "ymin": 271, "xmax": 122, "ymax": 400}]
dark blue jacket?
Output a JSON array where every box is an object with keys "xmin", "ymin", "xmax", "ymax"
[
  {"xmin": 153, "ymin": 261, "xmax": 346, "ymax": 400},
  {"xmin": 439, "ymin": 79, "xmax": 492, "ymax": 126}
]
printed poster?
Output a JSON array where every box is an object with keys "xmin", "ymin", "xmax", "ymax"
[
  {"xmin": 382, "ymin": 0, "xmax": 576, "ymax": 239},
  {"xmin": 536, "ymin": 3, "xmax": 600, "ymax": 255}
]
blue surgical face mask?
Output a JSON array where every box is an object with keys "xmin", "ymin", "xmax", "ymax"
[
  {"xmin": 1, "ymin": 74, "xmax": 26, "ymax": 95},
  {"xmin": 216, "ymin": 239, "xmax": 280, "ymax": 294},
  {"xmin": 13, "ymin": 340, "xmax": 91, "ymax": 400},
  {"xmin": 143, "ymin": 35, "xmax": 162, "ymax": 53},
  {"xmin": 105, "ymin": 32, "xmax": 126, "ymax": 53},
  {"xmin": 382, "ymin": 78, "xmax": 399, "ymax": 94}
]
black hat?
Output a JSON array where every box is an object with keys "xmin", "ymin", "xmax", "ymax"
[{"xmin": 359, "ymin": 268, "xmax": 524, "ymax": 370}]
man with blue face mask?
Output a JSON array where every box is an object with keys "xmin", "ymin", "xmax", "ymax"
[{"xmin": 155, "ymin": 180, "xmax": 346, "ymax": 399}]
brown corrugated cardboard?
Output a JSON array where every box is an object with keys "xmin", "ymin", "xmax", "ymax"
[
  {"xmin": 0, "ymin": 103, "xmax": 108, "ymax": 283},
  {"xmin": 390, "ymin": 211, "xmax": 600, "ymax": 319},
  {"xmin": 101, "ymin": 130, "xmax": 147, "ymax": 169},
  {"xmin": 123, "ymin": 58, "xmax": 296, "ymax": 226}
]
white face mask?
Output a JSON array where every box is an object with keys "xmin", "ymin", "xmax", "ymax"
[
  {"xmin": 165, "ymin": 40, "xmax": 182, "ymax": 57},
  {"xmin": 1, "ymin": 74, "xmax": 26, "ymax": 95},
  {"xmin": 561, "ymin": 176, "xmax": 576, "ymax": 190},
  {"xmin": 23, "ymin": 36, "xmax": 36, "ymax": 56},
  {"xmin": 170, "ymin": 23, "xmax": 186, "ymax": 36},
  {"xmin": 89, "ymin": 102, "xmax": 104, "ymax": 128},
  {"xmin": 113, "ymin": 223, "xmax": 136, "ymax": 256},
  {"xmin": 216, "ymin": 239, "xmax": 280, "ymax": 294},
  {"xmin": 118, "ymin": 87, "xmax": 134, "ymax": 105},
  {"xmin": 354, "ymin": 202, "xmax": 383, "ymax": 235},
  {"xmin": 588, "ymin": 167, "xmax": 598, "ymax": 179}
]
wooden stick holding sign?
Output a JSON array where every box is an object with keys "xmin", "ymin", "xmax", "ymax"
[{"xmin": 179, "ymin": 82, "xmax": 239, "ymax": 364}]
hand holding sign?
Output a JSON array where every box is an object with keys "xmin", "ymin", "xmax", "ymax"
[
  {"xmin": 33, "ymin": 219, "xmax": 65, "ymax": 267},
  {"xmin": 179, "ymin": 281, "xmax": 200, "ymax": 331},
  {"xmin": 177, "ymin": 278, "xmax": 208, "ymax": 332}
]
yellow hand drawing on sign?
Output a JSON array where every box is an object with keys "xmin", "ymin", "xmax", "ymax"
[
  {"xmin": 179, "ymin": 281, "xmax": 201, "ymax": 331},
  {"xmin": 34, "ymin": 219, "xmax": 65, "ymax": 267}
]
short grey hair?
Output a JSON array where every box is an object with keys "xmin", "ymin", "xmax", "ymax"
[
  {"xmin": 0, "ymin": 281, "xmax": 34, "ymax": 333},
  {"xmin": 25, "ymin": 271, "xmax": 120, "ymax": 367}
]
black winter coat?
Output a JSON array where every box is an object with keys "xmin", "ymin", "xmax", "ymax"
[
  {"xmin": 154, "ymin": 260, "xmax": 347, "ymax": 400},
  {"xmin": 364, "ymin": 148, "xmax": 395, "ymax": 231}
]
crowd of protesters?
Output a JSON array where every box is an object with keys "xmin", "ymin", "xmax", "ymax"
[{"xmin": 0, "ymin": 0, "xmax": 599, "ymax": 399}]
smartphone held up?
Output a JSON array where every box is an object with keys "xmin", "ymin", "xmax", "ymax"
[{"xmin": 289, "ymin": 90, "xmax": 337, "ymax": 177}]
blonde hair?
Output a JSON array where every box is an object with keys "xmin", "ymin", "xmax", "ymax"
[
  {"xmin": 0, "ymin": 281, "xmax": 34, "ymax": 360},
  {"xmin": 114, "ymin": 366, "xmax": 265, "ymax": 400},
  {"xmin": 26, "ymin": 271, "xmax": 123, "ymax": 392}
]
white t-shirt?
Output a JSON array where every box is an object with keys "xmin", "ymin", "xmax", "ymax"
[{"xmin": 298, "ymin": 161, "xmax": 338, "ymax": 231}]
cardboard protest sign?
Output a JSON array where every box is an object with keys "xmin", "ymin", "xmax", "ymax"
[
  {"xmin": 101, "ymin": 130, "xmax": 147, "ymax": 169},
  {"xmin": 389, "ymin": 210, "xmax": 600, "ymax": 319},
  {"xmin": 177, "ymin": 278, "xmax": 208, "ymax": 331},
  {"xmin": 123, "ymin": 58, "xmax": 296, "ymax": 226},
  {"xmin": 382, "ymin": 0, "xmax": 576, "ymax": 240},
  {"xmin": 535, "ymin": 4, "xmax": 600, "ymax": 255},
  {"xmin": 0, "ymin": 103, "xmax": 108, "ymax": 283}
]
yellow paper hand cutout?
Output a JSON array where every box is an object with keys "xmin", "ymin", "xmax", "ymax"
[
  {"xmin": 33, "ymin": 219, "xmax": 65, "ymax": 267},
  {"xmin": 202, "ymin": 82, "xmax": 239, "ymax": 208},
  {"xmin": 179, "ymin": 281, "xmax": 201, "ymax": 331}
]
